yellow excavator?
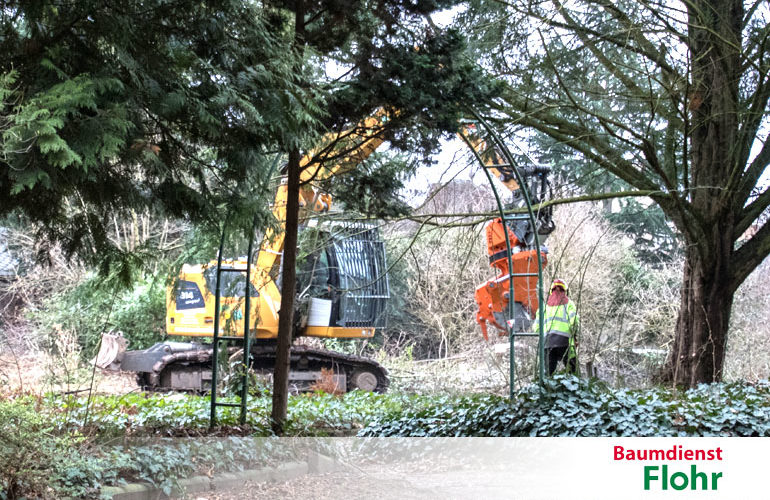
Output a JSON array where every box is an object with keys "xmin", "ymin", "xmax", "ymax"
[
  {"xmin": 96, "ymin": 116, "xmax": 555, "ymax": 393},
  {"xmin": 97, "ymin": 113, "xmax": 392, "ymax": 392}
]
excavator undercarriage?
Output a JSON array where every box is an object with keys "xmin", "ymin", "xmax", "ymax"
[{"xmin": 107, "ymin": 338, "xmax": 388, "ymax": 393}]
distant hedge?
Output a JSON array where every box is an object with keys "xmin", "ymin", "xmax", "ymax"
[{"xmin": 358, "ymin": 376, "xmax": 770, "ymax": 437}]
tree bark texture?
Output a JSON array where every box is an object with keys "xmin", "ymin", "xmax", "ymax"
[
  {"xmin": 669, "ymin": 239, "xmax": 735, "ymax": 385},
  {"xmin": 665, "ymin": 0, "xmax": 743, "ymax": 385},
  {"xmin": 271, "ymin": 148, "xmax": 300, "ymax": 435}
]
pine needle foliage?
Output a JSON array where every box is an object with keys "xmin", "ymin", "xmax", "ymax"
[{"xmin": 0, "ymin": 1, "xmax": 316, "ymax": 282}]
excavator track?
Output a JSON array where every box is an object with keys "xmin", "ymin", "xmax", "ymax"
[
  {"xmin": 252, "ymin": 343, "xmax": 389, "ymax": 393},
  {"xmin": 134, "ymin": 341, "xmax": 389, "ymax": 393}
]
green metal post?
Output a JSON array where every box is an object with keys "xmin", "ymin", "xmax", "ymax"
[
  {"xmin": 239, "ymin": 213, "xmax": 258, "ymax": 424},
  {"xmin": 470, "ymin": 110, "xmax": 546, "ymax": 385},
  {"xmin": 210, "ymin": 219, "xmax": 228, "ymax": 427},
  {"xmin": 458, "ymin": 131, "xmax": 518, "ymax": 398},
  {"xmin": 211, "ymin": 157, "xmax": 280, "ymax": 428}
]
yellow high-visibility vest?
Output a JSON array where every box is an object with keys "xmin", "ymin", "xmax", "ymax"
[{"xmin": 534, "ymin": 301, "xmax": 579, "ymax": 338}]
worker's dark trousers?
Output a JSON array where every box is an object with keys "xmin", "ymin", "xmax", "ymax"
[{"xmin": 546, "ymin": 345, "xmax": 577, "ymax": 375}]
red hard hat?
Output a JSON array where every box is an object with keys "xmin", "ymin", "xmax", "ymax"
[{"xmin": 550, "ymin": 279, "xmax": 567, "ymax": 293}]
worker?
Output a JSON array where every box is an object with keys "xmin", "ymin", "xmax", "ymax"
[{"xmin": 533, "ymin": 278, "xmax": 579, "ymax": 375}]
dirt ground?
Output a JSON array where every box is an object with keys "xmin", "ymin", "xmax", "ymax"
[{"xmin": 0, "ymin": 353, "xmax": 139, "ymax": 396}]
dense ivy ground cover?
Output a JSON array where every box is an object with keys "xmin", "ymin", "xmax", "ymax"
[
  {"xmin": 42, "ymin": 390, "xmax": 421, "ymax": 436},
  {"xmin": 1, "ymin": 391, "xmax": 413, "ymax": 497},
  {"xmin": 359, "ymin": 376, "xmax": 770, "ymax": 437},
  {"xmin": 16, "ymin": 375, "xmax": 770, "ymax": 439}
]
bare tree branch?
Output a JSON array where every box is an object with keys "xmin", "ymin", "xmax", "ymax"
[
  {"xmin": 503, "ymin": 0, "xmax": 679, "ymax": 74},
  {"xmin": 731, "ymin": 219, "xmax": 770, "ymax": 293},
  {"xmin": 738, "ymin": 186, "xmax": 770, "ymax": 236}
]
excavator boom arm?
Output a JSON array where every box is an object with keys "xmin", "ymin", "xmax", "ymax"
[{"xmin": 257, "ymin": 112, "xmax": 389, "ymax": 273}]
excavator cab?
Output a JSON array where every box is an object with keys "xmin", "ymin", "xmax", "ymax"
[{"xmin": 297, "ymin": 222, "xmax": 389, "ymax": 331}]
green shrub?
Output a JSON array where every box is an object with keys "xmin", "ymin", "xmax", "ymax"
[
  {"xmin": 0, "ymin": 399, "xmax": 54, "ymax": 498},
  {"xmin": 0, "ymin": 399, "xmax": 103, "ymax": 499},
  {"xmin": 33, "ymin": 275, "xmax": 166, "ymax": 357},
  {"xmin": 109, "ymin": 281, "xmax": 166, "ymax": 350}
]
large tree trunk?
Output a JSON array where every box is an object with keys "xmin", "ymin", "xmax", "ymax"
[
  {"xmin": 667, "ymin": 231, "xmax": 735, "ymax": 385},
  {"xmin": 665, "ymin": 0, "xmax": 742, "ymax": 386},
  {"xmin": 271, "ymin": 148, "xmax": 301, "ymax": 435}
]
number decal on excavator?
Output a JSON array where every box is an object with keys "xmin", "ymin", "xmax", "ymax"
[{"xmin": 175, "ymin": 281, "xmax": 204, "ymax": 310}]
